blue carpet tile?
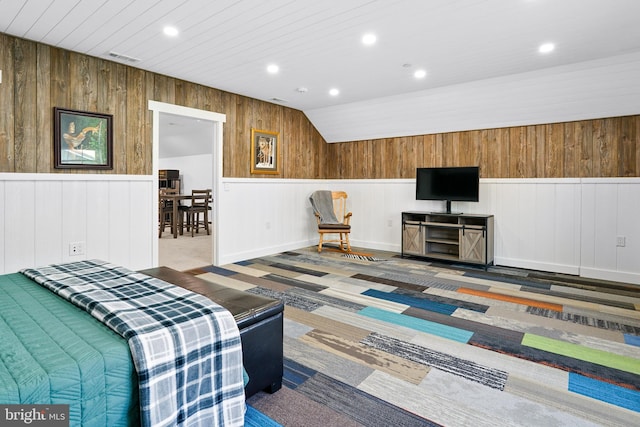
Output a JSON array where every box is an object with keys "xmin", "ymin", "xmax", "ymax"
[
  {"xmin": 568, "ymin": 373, "xmax": 640, "ymax": 412},
  {"xmin": 363, "ymin": 288, "xmax": 458, "ymax": 315},
  {"xmin": 245, "ymin": 405, "xmax": 283, "ymax": 427}
]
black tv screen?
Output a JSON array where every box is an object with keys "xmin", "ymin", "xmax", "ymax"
[{"xmin": 416, "ymin": 166, "xmax": 479, "ymax": 206}]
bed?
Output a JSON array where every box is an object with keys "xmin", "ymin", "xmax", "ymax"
[{"xmin": 0, "ymin": 260, "xmax": 246, "ymax": 426}]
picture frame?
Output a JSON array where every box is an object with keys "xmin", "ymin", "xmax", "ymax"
[
  {"xmin": 54, "ymin": 107, "xmax": 113, "ymax": 169},
  {"xmin": 250, "ymin": 128, "xmax": 280, "ymax": 174}
]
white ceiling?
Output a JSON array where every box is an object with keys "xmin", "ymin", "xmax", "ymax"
[
  {"xmin": 2, "ymin": 0, "xmax": 640, "ymax": 143},
  {"xmin": 158, "ymin": 113, "xmax": 213, "ymax": 159}
]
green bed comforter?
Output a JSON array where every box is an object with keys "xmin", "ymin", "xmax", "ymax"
[{"xmin": 0, "ymin": 273, "xmax": 138, "ymax": 426}]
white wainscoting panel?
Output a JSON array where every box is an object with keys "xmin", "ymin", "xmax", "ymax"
[
  {"xmin": 0, "ymin": 174, "xmax": 154, "ymax": 275},
  {"xmin": 3, "ymin": 174, "xmax": 638, "ymax": 285},
  {"xmin": 215, "ymin": 177, "xmax": 639, "ymax": 285},
  {"xmin": 488, "ymin": 179, "xmax": 582, "ymax": 275},
  {"xmin": 216, "ymin": 179, "xmax": 323, "ymax": 265},
  {"xmin": 580, "ymin": 178, "xmax": 640, "ymax": 284}
]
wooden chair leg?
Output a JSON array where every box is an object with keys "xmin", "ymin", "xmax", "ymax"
[
  {"xmin": 159, "ymin": 212, "xmax": 170, "ymax": 238},
  {"xmin": 318, "ymin": 233, "xmax": 323, "ymax": 252}
]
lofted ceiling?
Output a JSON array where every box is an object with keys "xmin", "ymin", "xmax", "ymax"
[{"xmin": 2, "ymin": 0, "xmax": 640, "ymax": 143}]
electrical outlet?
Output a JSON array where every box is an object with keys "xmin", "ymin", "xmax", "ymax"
[
  {"xmin": 69, "ymin": 241, "xmax": 85, "ymax": 256},
  {"xmin": 387, "ymin": 219, "xmax": 393, "ymax": 227},
  {"xmin": 616, "ymin": 236, "xmax": 626, "ymax": 247}
]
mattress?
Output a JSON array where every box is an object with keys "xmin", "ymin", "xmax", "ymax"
[{"xmin": 0, "ymin": 272, "xmax": 138, "ymax": 426}]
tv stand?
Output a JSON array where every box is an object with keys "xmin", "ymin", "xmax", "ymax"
[
  {"xmin": 401, "ymin": 211, "xmax": 494, "ymax": 268},
  {"xmin": 444, "ymin": 200, "xmax": 456, "ymax": 215}
]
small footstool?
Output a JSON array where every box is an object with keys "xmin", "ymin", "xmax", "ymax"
[{"xmin": 139, "ymin": 267, "xmax": 284, "ymax": 398}]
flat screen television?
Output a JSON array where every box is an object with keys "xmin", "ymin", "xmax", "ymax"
[{"xmin": 416, "ymin": 166, "xmax": 479, "ymax": 214}]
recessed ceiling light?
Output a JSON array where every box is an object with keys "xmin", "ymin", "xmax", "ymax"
[
  {"xmin": 267, "ymin": 64, "xmax": 279, "ymax": 74},
  {"xmin": 362, "ymin": 33, "xmax": 377, "ymax": 46},
  {"xmin": 414, "ymin": 69, "xmax": 427, "ymax": 79},
  {"xmin": 329, "ymin": 88, "xmax": 340, "ymax": 96},
  {"xmin": 163, "ymin": 26, "xmax": 179, "ymax": 37},
  {"xmin": 538, "ymin": 42, "xmax": 555, "ymax": 54}
]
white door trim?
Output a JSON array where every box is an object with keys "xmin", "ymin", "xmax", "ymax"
[{"xmin": 148, "ymin": 100, "xmax": 226, "ymax": 267}]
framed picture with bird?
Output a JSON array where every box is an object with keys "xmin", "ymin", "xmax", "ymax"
[{"xmin": 54, "ymin": 108, "xmax": 113, "ymax": 169}]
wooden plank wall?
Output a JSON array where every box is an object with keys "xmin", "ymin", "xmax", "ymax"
[
  {"xmin": 325, "ymin": 116, "xmax": 640, "ymax": 179},
  {"xmin": 0, "ymin": 33, "xmax": 325, "ymax": 178},
  {"xmin": 1, "ymin": 33, "xmax": 638, "ymax": 179}
]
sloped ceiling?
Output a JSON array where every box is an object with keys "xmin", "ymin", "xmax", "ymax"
[{"xmin": 2, "ymin": 0, "xmax": 640, "ymax": 143}]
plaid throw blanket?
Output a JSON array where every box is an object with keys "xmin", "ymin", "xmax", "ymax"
[{"xmin": 21, "ymin": 260, "xmax": 245, "ymax": 427}]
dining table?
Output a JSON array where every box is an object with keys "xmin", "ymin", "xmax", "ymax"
[{"xmin": 159, "ymin": 192, "xmax": 192, "ymax": 238}]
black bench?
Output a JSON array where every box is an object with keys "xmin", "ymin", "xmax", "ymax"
[{"xmin": 140, "ymin": 267, "xmax": 284, "ymax": 398}]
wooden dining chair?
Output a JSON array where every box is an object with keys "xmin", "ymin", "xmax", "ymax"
[
  {"xmin": 158, "ymin": 188, "xmax": 184, "ymax": 237},
  {"xmin": 186, "ymin": 189, "xmax": 211, "ymax": 237}
]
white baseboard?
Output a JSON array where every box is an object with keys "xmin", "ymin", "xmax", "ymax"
[
  {"xmin": 350, "ymin": 239, "xmax": 401, "ymax": 253},
  {"xmin": 218, "ymin": 239, "xmax": 315, "ymax": 265},
  {"xmin": 579, "ymin": 267, "xmax": 640, "ymax": 286},
  {"xmin": 494, "ymin": 256, "xmax": 580, "ymax": 276}
]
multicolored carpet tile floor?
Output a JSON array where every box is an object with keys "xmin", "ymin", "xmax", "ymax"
[{"xmin": 189, "ymin": 247, "xmax": 640, "ymax": 426}]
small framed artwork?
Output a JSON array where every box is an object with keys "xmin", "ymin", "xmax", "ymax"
[
  {"xmin": 54, "ymin": 107, "xmax": 113, "ymax": 169},
  {"xmin": 250, "ymin": 128, "xmax": 280, "ymax": 174}
]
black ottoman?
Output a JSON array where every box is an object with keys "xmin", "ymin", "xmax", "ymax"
[{"xmin": 139, "ymin": 267, "xmax": 284, "ymax": 398}]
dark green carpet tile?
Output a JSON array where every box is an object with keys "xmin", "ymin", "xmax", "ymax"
[
  {"xmin": 526, "ymin": 307, "xmax": 640, "ymax": 334},
  {"xmin": 362, "ymin": 332, "xmax": 508, "ymax": 390},
  {"xmin": 262, "ymin": 273, "xmax": 328, "ymax": 292},
  {"xmin": 393, "ymin": 287, "xmax": 490, "ymax": 313},
  {"xmin": 296, "ymin": 370, "xmax": 441, "ymax": 427},
  {"xmin": 351, "ymin": 273, "xmax": 429, "ymax": 292},
  {"xmin": 522, "ymin": 287, "xmax": 638, "ymax": 310},
  {"xmin": 247, "ymin": 287, "xmax": 323, "ymax": 311},
  {"xmin": 469, "ymin": 332, "xmax": 640, "ymax": 390}
]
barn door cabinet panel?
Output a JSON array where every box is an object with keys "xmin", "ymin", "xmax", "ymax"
[
  {"xmin": 401, "ymin": 211, "xmax": 494, "ymax": 268},
  {"xmin": 402, "ymin": 221, "xmax": 423, "ymax": 255}
]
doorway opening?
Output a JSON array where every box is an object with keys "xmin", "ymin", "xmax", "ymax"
[{"xmin": 149, "ymin": 101, "xmax": 226, "ymax": 269}]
